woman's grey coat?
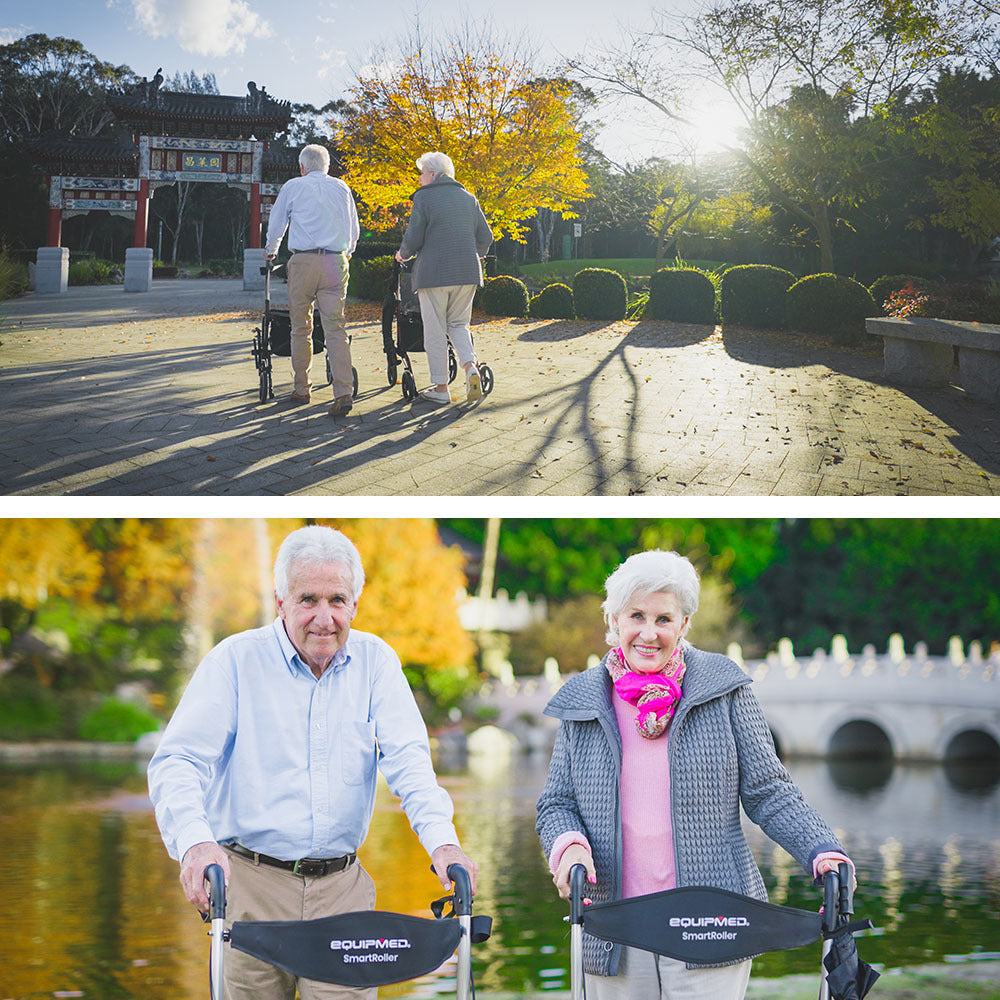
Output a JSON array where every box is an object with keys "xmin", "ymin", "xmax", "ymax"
[
  {"xmin": 397, "ymin": 176, "xmax": 493, "ymax": 291},
  {"xmin": 536, "ymin": 644, "xmax": 844, "ymax": 976}
]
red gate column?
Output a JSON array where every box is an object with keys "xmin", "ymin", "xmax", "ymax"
[
  {"xmin": 249, "ymin": 181, "xmax": 262, "ymax": 248},
  {"xmin": 46, "ymin": 207, "xmax": 62, "ymax": 246},
  {"xmin": 133, "ymin": 178, "xmax": 150, "ymax": 247}
]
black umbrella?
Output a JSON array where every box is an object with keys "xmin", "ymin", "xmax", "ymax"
[
  {"xmin": 821, "ymin": 862, "xmax": 880, "ymax": 1000},
  {"xmin": 823, "ymin": 927, "xmax": 880, "ymax": 1000}
]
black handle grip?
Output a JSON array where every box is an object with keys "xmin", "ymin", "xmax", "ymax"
[
  {"xmin": 448, "ymin": 863, "xmax": 473, "ymax": 916},
  {"xmin": 822, "ymin": 868, "xmax": 840, "ymax": 934},
  {"xmin": 838, "ymin": 861, "xmax": 854, "ymax": 918},
  {"xmin": 570, "ymin": 863, "xmax": 588, "ymax": 925},
  {"xmin": 205, "ymin": 863, "xmax": 226, "ymax": 920}
]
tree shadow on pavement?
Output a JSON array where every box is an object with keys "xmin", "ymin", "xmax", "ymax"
[{"xmin": 721, "ymin": 325, "xmax": 1000, "ymax": 476}]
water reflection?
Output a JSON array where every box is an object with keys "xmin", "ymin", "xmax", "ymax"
[{"xmin": 1, "ymin": 753, "xmax": 998, "ymax": 999}]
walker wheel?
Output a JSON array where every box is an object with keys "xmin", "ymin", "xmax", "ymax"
[
  {"xmin": 480, "ymin": 364, "xmax": 494, "ymax": 395},
  {"xmin": 448, "ymin": 346, "xmax": 458, "ymax": 383},
  {"xmin": 352, "ymin": 366, "xmax": 359, "ymax": 398},
  {"xmin": 401, "ymin": 370, "xmax": 416, "ymax": 400}
]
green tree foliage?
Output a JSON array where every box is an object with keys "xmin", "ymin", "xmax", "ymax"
[
  {"xmin": 0, "ymin": 34, "xmax": 135, "ymax": 249},
  {"xmin": 741, "ymin": 519, "xmax": 1000, "ymax": 654}
]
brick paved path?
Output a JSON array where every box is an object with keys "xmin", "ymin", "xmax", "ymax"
[{"xmin": 1, "ymin": 279, "xmax": 996, "ymax": 495}]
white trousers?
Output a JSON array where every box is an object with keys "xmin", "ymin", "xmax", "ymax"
[
  {"xmin": 416, "ymin": 284, "xmax": 478, "ymax": 386},
  {"xmin": 585, "ymin": 946, "xmax": 752, "ymax": 1000}
]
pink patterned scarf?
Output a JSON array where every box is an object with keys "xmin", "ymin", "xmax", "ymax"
[{"xmin": 606, "ymin": 645, "xmax": 686, "ymax": 739}]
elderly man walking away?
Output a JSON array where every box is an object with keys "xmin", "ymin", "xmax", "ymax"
[
  {"xmin": 265, "ymin": 145, "xmax": 360, "ymax": 416},
  {"xmin": 148, "ymin": 525, "xmax": 478, "ymax": 1000},
  {"xmin": 396, "ymin": 151, "xmax": 493, "ymax": 405}
]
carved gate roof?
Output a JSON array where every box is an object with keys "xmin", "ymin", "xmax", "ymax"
[
  {"xmin": 26, "ymin": 128, "xmax": 139, "ymax": 175},
  {"xmin": 106, "ymin": 87, "xmax": 291, "ymax": 140}
]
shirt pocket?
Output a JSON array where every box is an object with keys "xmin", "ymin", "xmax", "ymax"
[{"xmin": 340, "ymin": 720, "xmax": 377, "ymax": 786}]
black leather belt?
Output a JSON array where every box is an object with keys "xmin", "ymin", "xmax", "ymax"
[
  {"xmin": 291, "ymin": 248, "xmax": 345, "ymax": 255},
  {"xmin": 228, "ymin": 843, "xmax": 356, "ymax": 877}
]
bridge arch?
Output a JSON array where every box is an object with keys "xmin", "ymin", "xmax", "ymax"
[
  {"xmin": 816, "ymin": 707, "xmax": 902, "ymax": 759},
  {"xmin": 941, "ymin": 727, "xmax": 1000, "ymax": 762}
]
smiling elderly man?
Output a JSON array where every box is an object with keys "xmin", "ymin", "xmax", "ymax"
[{"xmin": 148, "ymin": 525, "xmax": 477, "ymax": 1000}]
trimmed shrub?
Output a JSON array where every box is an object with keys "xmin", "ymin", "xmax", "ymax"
[
  {"xmin": 720, "ymin": 264, "xmax": 796, "ymax": 327},
  {"xmin": 868, "ymin": 273, "xmax": 936, "ymax": 314},
  {"xmin": 884, "ymin": 282, "xmax": 1000, "ymax": 323},
  {"xmin": 348, "ymin": 254, "xmax": 394, "ymax": 300},
  {"xmin": 785, "ymin": 273, "xmax": 878, "ymax": 341},
  {"xmin": 352, "ymin": 240, "xmax": 400, "ymax": 262},
  {"xmin": 69, "ymin": 258, "xmax": 114, "ymax": 285},
  {"xmin": 481, "ymin": 275, "xmax": 529, "ymax": 317},
  {"xmin": 647, "ymin": 267, "xmax": 716, "ymax": 323},
  {"xmin": 528, "ymin": 282, "xmax": 574, "ymax": 319},
  {"xmin": 77, "ymin": 698, "xmax": 161, "ymax": 743},
  {"xmin": 0, "ymin": 247, "xmax": 29, "ymax": 300},
  {"xmin": 573, "ymin": 267, "xmax": 627, "ymax": 321}
]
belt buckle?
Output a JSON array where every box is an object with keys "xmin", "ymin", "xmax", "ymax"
[{"xmin": 292, "ymin": 858, "xmax": 324, "ymax": 877}]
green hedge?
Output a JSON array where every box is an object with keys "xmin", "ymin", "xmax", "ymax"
[
  {"xmin": 0, "ymin": 247, "xmax": 29, "ymax": 300},
  {"xmin": 77, "ymin": 698, "xmax": 161, "ymax": 742},
  {"xmin": 573, "ymin": 268, "xmax": 627, "ymax": 320},
  {"xmin": 348, "ymin": 255, "xmax": 394, "ymax": 300},
  {"xmin": 720, "ymin": 264, "xmax": 797, "ymax": 328},
  {"xmin": 647, "ymin": 268, "xmax": 716, "ymax": 323},
  {"xmin": 481, "ymin": 275, "xmax": 529, "ymax": 317},
  {"xmin": 786, "ymin": 273, "xmax": 877, "ymax": 341},
  {"xmin": 528, "ymin": 282, "xmax": 574, "ymax": 319},
  {"xmin": 869, "ymin": 273, "xmax": 937, "ymax": 314},
  {"xmin": 353, "ymin": 241, "xmax": 400, "ymax": 262},
  {"xmin": 69, "ymin": 258, "xmax": 115, "ymax": 285}
]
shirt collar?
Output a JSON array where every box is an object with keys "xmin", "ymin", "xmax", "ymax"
[{"xmin": 272, "ymin": 617, "xmax": 351, "ymax": 678}]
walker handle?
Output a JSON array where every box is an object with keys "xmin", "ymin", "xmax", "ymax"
[
  {"xmin": 822, "ymin": 868, "xmax": 840, "ymax": 934},
  {"xmin": 205, "ymin": 863, "xmax": 226, "ymax": 921},
  {"xmin": 448, "ymin": 863, "xmax": 473, "ymax": 916},
  {"xmin": 837, "ymin": 861, "xmax": 854, "ymax": 919},
  {"xmin": 570, "ymin": 863, "xmax": 588, "ymax": 925}
]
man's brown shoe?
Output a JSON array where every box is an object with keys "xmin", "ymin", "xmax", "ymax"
[
  {"xmin": 281, "ymin": 391, "xmax": 311, "ymax": 406},
  {"xmin": 328, "ymin": 395, "xmax": 353, "ymax": 417}
]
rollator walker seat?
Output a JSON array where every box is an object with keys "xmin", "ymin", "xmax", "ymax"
[
  {"xmin": 567, "ymin": 862, "xmax": 879, "ymax": 1000},
  {"xmin": 204, "ymin": 862, "xmax": 490, "ymax": 1000}
]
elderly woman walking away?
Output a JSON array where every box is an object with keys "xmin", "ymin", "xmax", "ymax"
[
  {"xmin": 536, "ymin": 549, "xmax": 856, "ymax": 1000},
  {"xmin": 395, "ymin": 152, "xmax": 494, "ymax": 405}
]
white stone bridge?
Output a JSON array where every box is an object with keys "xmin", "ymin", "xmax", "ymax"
[{"xmin": 471, "ymin": 635, "xmax": 1000, "ymax": 762}]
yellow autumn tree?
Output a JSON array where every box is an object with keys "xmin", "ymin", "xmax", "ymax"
[
  {"xmin": 335, "ymin": 25, "xmax": 591, "ymax": 241},
  {"xmin": 0, "ymin": 519, "xmax": 102, "ymax": 609},
  {"xmin": 320, "ymin": 518, "xmax": 475, "ymax": 673}
]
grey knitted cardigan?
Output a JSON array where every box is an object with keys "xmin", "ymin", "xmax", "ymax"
[
  {"xmin": 536, "ymin": 644, "xmax": 844, "ymax": 976},
  {"xmin": 397, "ymin": 177, "xmax": 493, "ymax": 291}
]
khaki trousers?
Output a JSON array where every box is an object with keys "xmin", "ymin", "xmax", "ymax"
[
  {"xmin": 416, "ymin": 285, "xmax": 478, "ymax": 386},
  {"xmin": 223, "ymin": 848, "xmax": 377, "ymax": 1000},
  {"xmin": 286, "ymin": 251, "xmax": 352, "ymax": 398},
  {"xmin": 585, "ymin": 945, "xmax": 752, "ymax": 1000}
]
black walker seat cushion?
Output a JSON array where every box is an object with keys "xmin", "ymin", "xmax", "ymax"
[
  {"xmin": 582, "ymin": 886, "xmax": 823, "ymax": 965},
  {"xmin": 230, "ymin": 910, "xmax": 463, "ymax": 986},
  {"xmin": 267, "ymin": 309, "xmax": 326, "ymax": 357}
]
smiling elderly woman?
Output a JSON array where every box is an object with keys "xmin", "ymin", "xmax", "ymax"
[{"xmin": 536, "ymin": 549, "xmax": 855, "ymax": 1000}]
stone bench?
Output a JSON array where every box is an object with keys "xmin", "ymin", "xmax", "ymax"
[{"xmin": 865, "ymin": 316, "xmax": 1000, "ymax": 404}]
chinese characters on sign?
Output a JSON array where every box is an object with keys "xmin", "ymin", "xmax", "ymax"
[{"xmin": 183, "ymin": 152, "xmax": 223, "ymax": 172}]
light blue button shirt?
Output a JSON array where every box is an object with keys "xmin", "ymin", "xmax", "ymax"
[{"xmin": 148, "ymin": 620, "xmax": 458, "ymax": 863}]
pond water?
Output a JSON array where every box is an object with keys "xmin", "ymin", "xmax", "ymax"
[{"xmin": 1, "ymin": 750, "xmax": 998, "ymax": 999}]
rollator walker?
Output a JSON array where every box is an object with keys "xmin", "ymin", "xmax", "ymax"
[
  {"xmin": 567, "ymin": 862, "xmax": 879, "ymax": 1000},
  {"xmin": 204, "ymin": 862, "xmax": 490, "ymax": 1000}
]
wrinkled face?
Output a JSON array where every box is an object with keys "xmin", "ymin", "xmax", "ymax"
[
  {"xmin": 612, "ymin": 590, "xmax": 689, "ymax": 675},
  {"xmin": 276, "ymin": 561, "xmax": 357, "ymax": 677}
]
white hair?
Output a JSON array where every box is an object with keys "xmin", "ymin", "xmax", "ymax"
[
  {"xmin": 415, "ymin": 151, "xmax": 455, "ymax": 179},
  {"xmin": 299, "ymin": 144, "xmax": 330, "ymax": 174},
  {"xmin": 602, "ymin": 550, "xmax": 700, "ymax": 645},
  {"xmin": 273, "ymin": 526, "xmax": 364, "ymax": 601}
]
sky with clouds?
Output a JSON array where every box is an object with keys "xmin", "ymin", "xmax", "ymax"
[{"xmin": 1, "ymin": 0, "xmax": 729, "ymax": 161}]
